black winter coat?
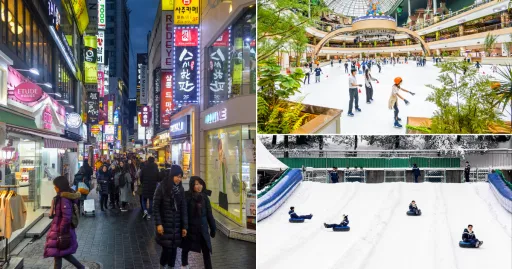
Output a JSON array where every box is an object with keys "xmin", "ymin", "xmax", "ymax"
[
  {"xmin": 153, "ymin": 180, "xmax": 188, "ymax": 248},
  {"xmin": 141, "ymin": 162, "xmax": 160, "ymax": 198},
  {"xmin": 96, "ymin": 171, "xmax": 110, "ymax": 195},
  {"xmin": 181, "ymin": 178, "xmax": 216, "ymax": 253}
]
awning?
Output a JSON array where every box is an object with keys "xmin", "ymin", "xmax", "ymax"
[
  {"xmin": 0, "ymin": 108, "xmax": 38, "ymax": 129},
  {"xmin": 6, "ymin": 126, "xmax": 78, "ymax": 149}
]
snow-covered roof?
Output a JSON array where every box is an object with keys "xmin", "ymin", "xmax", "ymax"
[{"xmin": 257, "ymin": 139, "xmax": 288, "ymax": 170}]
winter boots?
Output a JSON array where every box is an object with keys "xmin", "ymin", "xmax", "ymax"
[{"xmin": 394, "ymin": 121, "xmax": 403, "ymax": 128}]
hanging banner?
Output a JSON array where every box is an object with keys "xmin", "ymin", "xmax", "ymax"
[
  {"xmin": 140, "ymin": 106, "xmax": 152, "ymax": 127},
  {"xmin": 208, "ymin": 28, "xmax": 231, "ymax": 106},
  {"xmin": 117, "ymin": 125, "xmax": 122, "ymax": 141},
  {"xmin": 104, "ymin": 124, "xmax": 115, "ymax": 135},
  {"xmin": 153, "ymin": 68, "xmax": 161, "ymax": 128},
  {"xmin": 174, "ymin": 0, "xmax": 200, "ymax": 25},
  {"xmin": 84, "ymin": 36, "xmax": 97, "ymax": 84},
  {"xmin": 108, "ymin": 100, "xmax": 114, "ymax": 123},
  {"xmin": 85, "ymin": 0, "xmax": 98, "ymax": 34},
  {"xmin": 161, "ymin": 11, "xmax": 174, "ymax": 69},
  {"xmin": 137, "ymin": 54, "xmax": 148, "ymax": 105},
  {"xmin": 98, "ymin": 0, "xmax": 106, "ymax": 29},
  {"xmin": 113, "ymin": 110, "xmax": 119, "ymax": 125},
  {"xmin": 86, "ymin": 91, "xmax": 99, "ymax": 124},
  {"xmin": 97, "ymin": 65, "xmax": 105, "ymax": 97},
  {"xmin": 160, "ymin": 71, "xmax": 173, "ymax": 128},
  {"xmin": 174, "ymin": 27, "xmax": 199, "ymax": 107},
  {"xmin": 97, "ymin": 31, "xmax": 105, "ymax": 64}
]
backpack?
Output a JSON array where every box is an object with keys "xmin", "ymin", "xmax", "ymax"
[
  {"xmin": 71, "ymin": 203, "xmax": 80, "ymax": 228},
  {"xmin": 118, "ymin": 172, "xmax": 127, "ymax": 188}
]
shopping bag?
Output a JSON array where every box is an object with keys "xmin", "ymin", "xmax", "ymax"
[{"xmin": 78, "ymin": 182, "xmax": 90, "ymax": 195}]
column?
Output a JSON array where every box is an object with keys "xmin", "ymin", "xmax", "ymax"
[
  {"xmin": 327, "ymin": 54, "xmax": 330, "ymax": 60},
  {"xmin": 436, "ymin": 49, "xmax": 440, "ymax": 56},
  {"xmin": 433, "ymin": 0, "xmax": 437, "ymax": 15},
  {"xmin": 408, "ymin": 0, "xmax": 411, "ymax": 17},
  {"xmin": 460, "ymin": 47, "xmax": 466, "ymax": 57},
  {"xmin": 459, "ymin": 25, "xmax": 464, "ymax": 37}
]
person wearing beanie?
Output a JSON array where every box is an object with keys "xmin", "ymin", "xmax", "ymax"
[
  {"xmin": 153, "ymin": 164, "xmax": 188, "ymax": 269},
  {"xmin": 181, "ymin": 176, "xmax": 216, "ymax": 269},
  {"xmin": 44, "ymin": 176, "xmax": 84, "ymax": 269},
  {"xmin": 140, "ymin": 156, "xmax": 160, "ymax": 219},
  {"xmin": 324, "ymin": 214, "xmax": 349, "ymax": 228}
]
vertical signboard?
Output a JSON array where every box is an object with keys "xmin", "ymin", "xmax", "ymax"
[
  {"xmin": 84, "ymin": 36, "xmax": 97, "ymax": 84},
  {"xmin": 174, "ymin": 0, "xmax": 200, "ymax": 25},
  {"xmin": 97, "ymin": 65, "xmax": 105, "ymax": 97},
  {"xmin": 86, "ymin": 92, "xmax": 99, "ymax": 124},
  {"xmin": 97, "ymin": 31, "xmax": 105, "ymax": 64},
  {"xmin": 208, "ymin": 28, "xmax": 231, "ymax": 106},
  {"xmin": 173, "ymin": 27, "xmax": 199, "ymax": 106},
  {"xmin": 153, "ymin": 68, "xmax": 161, "ymax": 128},
  {"xmin": 98, "ymin": 0, "xmax": 106, "ymax": 30},
  {"xmin": 108, "ymin": 100, "xmax": 114, "ymax": 123},
  {"xmin": 161, "ymin": 11, "xmax": 173, "ymax": 69},
  {"xmin": 140, "ymin": 106, "xmax": 152, "ymax": 127},
  {"xmin": 160, "ymin": 71, "xmax": 173, "ymax": 128},
  {"xmin": 85, "ymin": 0, "xmax": 98, "ymax": 34},
  {"xmin": 104, "ymin": 64, "xmax": 109, "ymax": 95},
  {"xmin": 137, "ymin": 54, "xmax": 148, "ymax": 105}
]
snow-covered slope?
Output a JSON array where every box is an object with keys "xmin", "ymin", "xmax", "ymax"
[{"xmin": 257, "ymin": 182, "xmax": 512, "ymax": 269}]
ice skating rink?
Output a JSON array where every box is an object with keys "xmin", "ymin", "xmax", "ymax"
[
  {"xmin": 257, "ymin": 181, "xmax": 512, "ymax": 269},
  {"xmin": 292, "ymin": 61, "xmax": 510, "ymax": 134}
]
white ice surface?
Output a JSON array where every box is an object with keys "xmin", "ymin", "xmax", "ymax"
[
  {"xmin": 293, "ymin": 61, "xmax": 511, "ymax": 134},
  {"xmin": 257, "ymin": 181, "xmax": 512, "ymax": 269}
]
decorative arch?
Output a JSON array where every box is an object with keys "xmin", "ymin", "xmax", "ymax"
[{"xmin": 313, "ymin": 27, "xmax": 431, "ymax": 57}]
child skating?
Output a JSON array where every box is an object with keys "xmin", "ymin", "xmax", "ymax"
[
  {"xmin": 314, "ymin": 65, "xmax": 323, "ymax": 83},
  {"xmin": 364, "ymin": 69, "xmax": 379, "ymax": 104},
  {"xmin": 388, "ymin": 77, "xmax": 415, "ymax": 128}
]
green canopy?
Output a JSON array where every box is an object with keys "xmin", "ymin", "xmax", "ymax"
[{"xmin": 0, "ymin": 109, "xmax": 37, "ymax": 129}]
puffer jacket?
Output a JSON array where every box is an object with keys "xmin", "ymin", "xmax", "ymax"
[
  {"xmin": 44, "ymin": 191, "xmax": 81, "ymax": 258},
  {"xmin": 96, "ymin": 170, "xmax": 110, "ymax": 195},
  {"xmin": 181, "ymin": 177, "xmax": 216, "ymax": 253},
  {"xmin": 153, "ymin": 179, "xmax": 188, "ymax": 249},
  {"xmin": 462, "ymin": 229, "xmax": 476, "ymax": 241},
  {"xmin": 141, "ymin": 161, "xmax": 160, "ymax": 198}
]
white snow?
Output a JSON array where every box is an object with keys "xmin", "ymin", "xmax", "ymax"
[
  {"xmin": 257, "ymin": 181, "xmax": 512, "ymax": 269},
  {"xmin": 293, "ymin": 61, "xmax": 511, "ymax": 134}
]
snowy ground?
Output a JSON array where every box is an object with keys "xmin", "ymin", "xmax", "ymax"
[
  {"xmin": 257, "ymin": 181, "xmax": 512, "ymax": 269},
  {"xmin": 292, "ymin": 61, "xmax": 511, "ymax": 134}
]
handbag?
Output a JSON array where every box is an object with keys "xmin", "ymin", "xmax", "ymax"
[
  {"xmin": 57, "ymin": 234, "xmax": 71, "ymax": 250},
  {"xmin": 78, "ymin": 181, "xmax": 90, "ymax": 195}
]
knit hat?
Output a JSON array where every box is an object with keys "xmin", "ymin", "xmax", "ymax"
[{"xmin": 169, "ymin": 164, "xmax": 184, "ymax": 178}]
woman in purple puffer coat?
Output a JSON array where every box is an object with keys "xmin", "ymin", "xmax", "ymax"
[{"xmin": 44, "ymin": 176, "xmax": 85, "ymax": 269}]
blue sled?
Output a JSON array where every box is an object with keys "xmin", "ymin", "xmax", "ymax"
[
  {"xmin": 289, "ymin": 218, "xmax": 305, "ymax": 223},
  {"xmin": 459, "ymin": 241, "xmax": 481, "ymax": 248},
  {"xmin": 406, "ymin": 210, "xmax": 422, "ymax": 216},
  {"xmin": 333, "ymin": 226, "xmax": 350, "ymax": 232}
]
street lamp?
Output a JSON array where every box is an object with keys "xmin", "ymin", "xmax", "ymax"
[{"xmin": 0, "ymin": 146, "xmax": 15, "ymax": 165}]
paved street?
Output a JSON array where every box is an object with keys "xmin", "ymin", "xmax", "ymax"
[{"xmin": 17, "ymin": 193, "xmax": 255, "ymax": 269}]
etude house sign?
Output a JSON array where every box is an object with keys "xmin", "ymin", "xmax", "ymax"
[{"xmin": 14, "ymin": 83, "xmax": 43, "ymax": 102}]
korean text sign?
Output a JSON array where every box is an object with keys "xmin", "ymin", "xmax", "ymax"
[
  {"xmin": 174, "ymin": 27, "xmax": 199, "ymax": 106},
  {"xmin": 208, "ymin": 29, "xmax": 230, "ymax": 106},
  {"xmin": 160, "ymin": 71, "xmax": 173, "ymax": 128},
  {"xmin": 174, "ymin": 0, "xmax": 199, "ymax": 25},
  {"xmin": 140, "ymin": 106, "xmax": 152, "ymax": 127},
  {"xmin": 86, "ymin": 91, "xmax": 99, "ymax": 124}
]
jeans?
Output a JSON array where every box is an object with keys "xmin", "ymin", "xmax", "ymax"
[
  {"xmin": 315, "ymin": 75, "xmax": 320, "ymax": 83},
  {"xmin": 160, "ymin": 247, "xmax": 177, "ymax": 267},
  {"xmin": 348, "ymin": 88, "xmax": 359, "ymax": 113},
  {"xmin": 331, "ymin": 177, "xmax": 338, "ymax": 183},
  {"xmin": 298, "ymin": 214, "xmax": 313, "ymax": 219},
  {"xmin": 365, "ymin": 84, "xmax": 373, "ymax": 102},
  {"xmin": 100, "ymin": 194, "xmax": 108, "ymax": 210},
  {"xmin": 345, "ymin": 66, "xmax": 348, "ymax": 73},
  {"xmin": 139, "ymin": 195, "xmax": 144, "ymax": 210},
  {"xmin": 393, "ymin": 101, "xmax": 399, "ymax": 121},
  {"xmin": 54, "ymin": 254, "xmax": 84, "ymax": 269},
  {"xmin": 414, "ymin": 175, "xmax": 419, "ymax": 183},
  {"xmin": 182, "ymin": 236, "xmax": 212, "ymax": 269},
  {"xmin": 109, "ymin": 187, "xmax": 119, "ymax": 207},
  {"xmin": 303, "ymin": 73, "xmax": 310, "ymax": 84},
  {"xmin": 142, "ymin": 196, "xmax": 153, "ymax": 214}
]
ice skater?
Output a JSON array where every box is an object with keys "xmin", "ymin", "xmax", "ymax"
[
  {"xmin": 475, "ymin": 61, "xmax": 481, "ymax": 71},
  {"xmin": 408, "ymin": 200, "xmax": 421, "ymax": 215},
  {"xmin": 462, "ymin": 225, "xmax": 483, "ymax": 247},
  {"xmin": 324, "ymin": 215, "xmax": 349, "ymax": 228},
  {"xmin": 303, "ymin": 64, "xmax": 310, "ymax": 85},
  {"xmin": 314, "ymin": 65, "xmax": 323, "ymax": 83},
  {"xmin": 348, "ymin": 68, "xmax": 362, "ymax": 117},
  {"xmin": 364, "ymin": 69, "xmax": 378, "ymax": 104},
  {"xmin": 344, "ymin": 61, "xmax": 349, "ymax": 73},
  {"xmin": 331, "ymin": 59, "xmax": 334, "ymax": 67},
  {"xmin": 289, "ymin": 207, "xmax": 313, "ymax": 220},
  {"xmin": 388, "ymin": 77, "xmax": 415, "ymax": 128},
  {"xmin": 377, "ymin": 61, "xmax": 381, "ymax": 73}
]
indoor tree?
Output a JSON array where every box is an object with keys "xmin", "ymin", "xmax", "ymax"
[
  {"xmin": 483, "ymin": 32, "xmax": 497, "ymax": 57},
  {"xmin": 493, "ymin": 64, "xmax": 512, "ymax": 124}
]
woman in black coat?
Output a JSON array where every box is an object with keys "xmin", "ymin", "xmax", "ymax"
[
  {"xmin": 181, "ymin": 176, "xmax": 216, "ymax": 269},
  {"xmin": 96, "ymin": 165, "xmax": 110, "ymax": 211},
  {"xmin": 141, "ymin": 156, "xmax": 161, "ymax": 219},
  {"xmin": 153, "ymin": 164, "xmax": 188, "ymax": 268}
]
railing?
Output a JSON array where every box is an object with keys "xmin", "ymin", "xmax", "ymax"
[
  {"xmin": 325, "ymin": 42, "xmax": 420, "ymax": 48},
  {"xmin": 424, "ymin": 22, "xmax": 512, "ymax": 43},
  {"xmin": 411, "ymin": 0, "xmax": 497, "ymax": 31}
]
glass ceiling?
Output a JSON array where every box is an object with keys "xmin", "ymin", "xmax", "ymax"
[{"xmin": 324, "ymin": 0, "xmax": 402, "ymax": 18}]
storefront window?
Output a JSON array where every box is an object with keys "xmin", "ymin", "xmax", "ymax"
[
  {"xmin": 206, "ymin": 7, "xmax": 255, "ymax": 108},
  {"xmin": 205, "ymin": 124, "xmax": 256, "ymax": 226}
]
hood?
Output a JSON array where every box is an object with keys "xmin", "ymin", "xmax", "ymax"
[
  {"xmin": 464, "ymin": 228, "xmax": 470, "ymax": 233},
  {"xmin": 189, "ymin": 176, "xmax": 207, "ymax": 194},
  {"xmin": 60, "ymin": 191, "xmax": 81, "ymax": 200}
]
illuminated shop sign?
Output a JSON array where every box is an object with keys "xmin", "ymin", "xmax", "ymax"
[
  {"xmin": 140, "ymin": 106, "xmax": 152, "ymax": 127},
  {"xmin": 104, "ymin": 124, "xmax": 115, "ymax": 135},
  {"xmin": 169, "ymin": 115, "xmax": 190, "ymax": 137},
  {"xmin": 98, "ymin": 0, "xmax": 106, "ymax": 29},
  {"xmin": 204, "ymin": 108, "xmax": 227, "ymax": 124},
  {"xmin": 161, "ymin": 11, "xmax": 173, "ymax": 69},
  {"xmin": 174, "ymin": 0, "xmax": 200, "ymax": 25},
  {"xmin": 66, "ymin": 113, "xmax": 83, "ymax": 129},
  {"xmin": 173, "ymin": 27, "xmax": 200, "ymax": 107},
  {"xmin": 97, "ymin": 31, "xmax": 105, "ymax": 64}
]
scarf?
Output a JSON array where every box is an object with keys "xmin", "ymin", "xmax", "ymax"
[{"xmin": 192, "ymin": 192, "xmax": 203, "ymax": 217}]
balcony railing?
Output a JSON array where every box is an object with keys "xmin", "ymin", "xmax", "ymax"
[{"xmin": 423, "ymin": 21, "xmax": 512, "ymax": 43}]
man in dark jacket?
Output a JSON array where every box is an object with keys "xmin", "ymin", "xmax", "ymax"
[
  {"xmin": 464, "ymin": 161, "xmax": 471, "ymax": 183},
  {"xmin": 409, "ymin": 200, "xmax": 421, "ymax": 215},
  {"xmin": 140, "ymin": 156, "xmax": 160, "ymax": 219},
  {"xmin": 288, "ymin": 206, "xmax": 312, "ymax": 220},
  {"xmin": 153, "ymin": 164, "xmax": 188, "ymax": 269},
  {"xmin": 324, "ymin": 214, "xmax": 349, "ymax": 228},
  {"xmin": 329, "ymin": 167, "xmax": 339, "ymax": 183},
  {"xmin": 181, "ymin": 176, "xmax": 216, "ymax": 269},
  {"xmin": 412, "ymin": 163, "xmax": 421, "ymax": 183},
  {"xmin": 462, "ymin": 224, "xmax": 483, "ymax": 247}
]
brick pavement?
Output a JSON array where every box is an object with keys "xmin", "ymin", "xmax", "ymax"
[{"xmin": 16, "ymin": 194, "xmax": 255, "ymax": 269}]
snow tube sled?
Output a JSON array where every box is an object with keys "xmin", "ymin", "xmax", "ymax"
[
  {"xmin": 406, "ymin": 210, "xmax": 422, "ymax": 216},
  {"xmin": 332, "ymin": 226, "xmax": 350, "ymax": 232},
  {"xmin": 289, "ymin": 218, "xmax": 305, "ymax": 223},
  {"xmin": 459, "ymin": 241, "xmax": 481, "ymax": 248}
]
